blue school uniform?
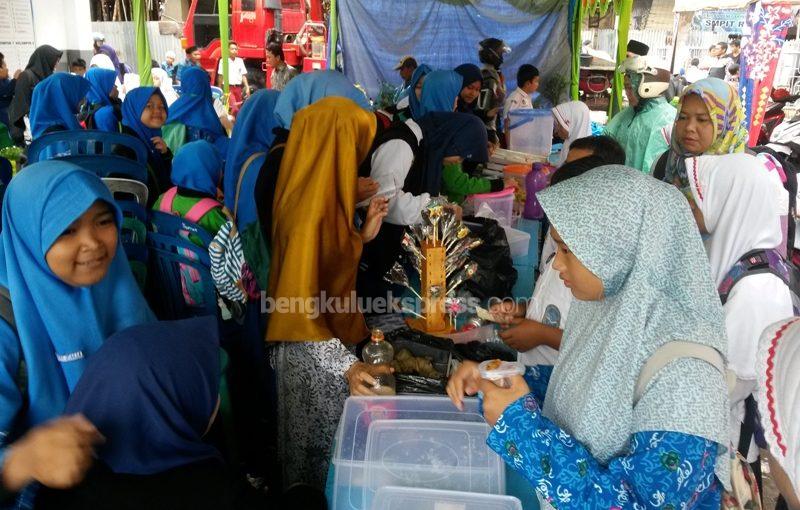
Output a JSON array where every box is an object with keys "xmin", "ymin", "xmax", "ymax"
[{"xmin": 0, "ymin": 161, "xmax": 154, "ymax": 449}]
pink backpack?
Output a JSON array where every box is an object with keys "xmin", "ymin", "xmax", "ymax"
[{"xmin": 159, "ymin": 187, "xmax": 221, "ymax": 306}]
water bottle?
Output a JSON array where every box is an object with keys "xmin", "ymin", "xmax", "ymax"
[{"xmin": 362, "ymin": 328, "xmax": 396, "ymax": 395}]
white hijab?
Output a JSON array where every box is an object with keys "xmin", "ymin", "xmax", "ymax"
[
  {"xmin": 687, "ymin": 153, "xmax": 784, "ymax": 287},
  {"xmin": 89, "ymin": 53, "xmax": 115, "ymax": 71},
  {"xmin": 757, "ymin": 318, "xmax": 800, "ymax": 498},
  {"xmin": 151, "ymin": 67, "xmax": 179, "ymax": 106},
  {"xmin": 552, "ymin": 100, "xmax": 591, "ymax": 166}
]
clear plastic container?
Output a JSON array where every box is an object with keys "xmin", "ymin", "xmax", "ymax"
[
  {"xmin": 365, "ymin": 420, "xmax": 503, "ymax": 506},
  {"xmin": 372, "ymin": 487, "xmax": 523, "ymax": 510},
  {"xmin": 502, "ymin": 226, "xmax": 531, "ymax": 258},
  {"xmin": 468, "ymin": 187, "xmax": 515, "ymax": 227},
  {"xmin": 478, "ymin": 360, "xmax": 525, "ymax": 388},
  {"xmin": 506, "ymin": 109, "xmax": 553, "ymax": 157},
  {"xmin": 331, "ymin": 396, "xmax": 502, "ymax": 510}
]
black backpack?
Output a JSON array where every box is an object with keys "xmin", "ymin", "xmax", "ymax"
[{"xmin": 750, "ymin": 142, "xmax": 800, "ymax": 258}]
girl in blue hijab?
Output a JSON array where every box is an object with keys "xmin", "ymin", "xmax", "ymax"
[
  {"xmin": 121, "ymin": 87, "xmax": 173, "ymax": 204},
  {"xmin": 82, "ymin": 68, "xmax": 120, "ymax": 132},
  {"xmin": 29, "ymin": 73, "xmax": 89, "ymax": 139},
  {"xmin": 35, "ymin": 316, "xmax": 328, "ymax": 509},
  {"xmin": 223, "ymin": 89, "xmax": 280, "ymax": 223},
  {"xmin": 65, "ymin": 317, "xmax": 221, "ymax": 475},
  {"xmin": 272, "ymin": 70, "xmax": 371, "ymax": 129},
  {"xmin": 0, "ymin": 161, "xmax": 154, "ymax": 461},
  {"xmin": 154, "ymin": 140, "xmax": 226, "ymax": 240},
  {"xmin": 409, "ymin": 70, "xmax": 462, "ymax": 121},
  {"xmin": 163, "ymin": 67, "xmax": 226, "ymax": 154}
]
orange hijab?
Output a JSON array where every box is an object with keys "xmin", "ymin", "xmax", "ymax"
[{"xmin": 265, "ymin": 97, "xmax": 376, "ymax": 344}]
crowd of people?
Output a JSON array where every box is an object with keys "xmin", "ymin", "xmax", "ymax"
[{"xmin": 0, "ymin": 32, "xmax": 796, "ymax": 510}]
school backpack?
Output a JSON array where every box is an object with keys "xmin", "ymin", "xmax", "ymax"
[
  {"xmin": 633, "ymin": 342, "xmax": 761, "ymax": 510},
  {"xmin": 158, "ymin": 187, "xmax": 221, "ymax": 307},
  {"xmin": 718, "ymin": 248, "xmax": 800, "ymax": 314},
  {"xmin": 208, "ymin": 208, "xmax": 259, "ymax": 305},
  {"xmin": 750, "ymin": 143, "xmax": 800, "ymax": 258},
  {"xmin": 223, "ymin": 150, "xmax": 272, "ymax": 300}
]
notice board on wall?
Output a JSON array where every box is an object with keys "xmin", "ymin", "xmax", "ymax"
[{"xmin": 0, "ymin": 0, "xmax": 35, "ymax": 70}]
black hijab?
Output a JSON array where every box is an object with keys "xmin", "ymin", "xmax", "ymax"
[{"xmin": 8, "ymin": 45, "xmax": 62, "ymax": 129}]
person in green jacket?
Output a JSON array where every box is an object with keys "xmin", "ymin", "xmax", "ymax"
[
  {"xmin": 153, "ymin": 140, "xmax": 227, "ymax": 244},
  {"xmin": 605, "ymin": 59, "xmax": 675, "ymax": 173},
  {"xmin": 418, "ymin": 112, "xmax": 510, "ymax": 205}
]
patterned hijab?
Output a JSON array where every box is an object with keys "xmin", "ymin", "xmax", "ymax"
[
  {"xmin": 538, "ymin": 165, "xmax": 730, "ymax": 480},
  {"xmin": 663, "ymin": 78, "xmax": 747, "ymax": 185}
]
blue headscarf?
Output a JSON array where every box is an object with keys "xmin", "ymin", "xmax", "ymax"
[
  {"xmin": 224, "ymin": 89, "xmax": 279, "ymax": 213},
  {"xmin": 410, "ymin": 70, "xmax": 461, "ymax": 120},
  {"xmin": 172, "ymin": 140, "xmax": 223, "ymax": 196},
  {"xmin": 273, "ymin": 70, "xmax": 371, "ymax": 128},
  {"xmin": 29, "ymin": 73, "xmax": 89, "ymax": 138},
  {"xmin": 65, "ymin": 317, "xmax": 221, "ymax": 475},
  {"xmin": 92, "ymin": 105, "xmax": 118, "ymax": 133},
  {"xmin": 0, "ymin": 161, "xmax": 154, "ymax": 429},
  {"xmin": 417, "ymin": 112, "xmax": 489, "ymax": 195},
  {"xmin": 121, "ymin": 87, "xmax": 167, "ymax": 156},
  {"xmin": 85, "ymin": 68, "xmax": 116, "ymax": 106},
  {"xmin": 400, "ymin": 63, "xmax": 431, "ymax": 105},
  {"xmin": 166, "ymin": 66, "xmax": 224, "ymax": 136}
]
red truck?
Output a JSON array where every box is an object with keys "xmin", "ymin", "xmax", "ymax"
[{"xmin": 182, "ymin": 0, "xmax": 327, "ymax": 89}]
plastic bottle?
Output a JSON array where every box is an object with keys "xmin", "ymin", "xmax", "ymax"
[
  {"xmin": 362, "ymin": 328, "xmax": 396, "ymax": 395},
  {"xmin": 523, "ymin": 163, "xmax": 556, "ymax": 220}
]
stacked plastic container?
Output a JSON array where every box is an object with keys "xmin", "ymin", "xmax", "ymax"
[{"xmin": 330, "ymin": 396, "xmax": 519, "ymax": 510}]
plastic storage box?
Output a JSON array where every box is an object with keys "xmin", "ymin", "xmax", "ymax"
[
  {"xmin": 331, "ymin": 396, "xmax": 504, "ymax": 510},
  {"xmin": 365, "ymin": 420, "xmax": 500, "ymax": 495},
  {"xmin": 468, "ymin": 187, "xmax": 515, "ymax": 227},
  {"xmin": 372, "ymin": 487, "xmax": 523, "ymax": 510},
  {"xmin": 506, "ymin": 109, "xmax": 553, "ymax": 158}
]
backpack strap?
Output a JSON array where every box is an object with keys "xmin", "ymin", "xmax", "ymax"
[
  {"xmin": 652, "ymin": 151, "xmax": 669, "ymax": 181},
  {"xmin": 634, "ymin": 341, "xmax": 734, "ymax": 406},
  {"xmin": 718, "ymin": 249, "xmax": 790, "ymax": 306},
  {"xmin": 233, "ymin": 151, "xmax": 266, "ymax": 222},
  {"xmin": 159, "ymin": 186, "xmax": 178, "ymax": 213},
  {"xmin": 184, "ymin": 198, "xmax": 222, "ymax": 224}
]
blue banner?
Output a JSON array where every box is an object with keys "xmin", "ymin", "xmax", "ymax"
[{"xmin": 337, "ymin": 0, "xmax": 570, "ymax": 99}]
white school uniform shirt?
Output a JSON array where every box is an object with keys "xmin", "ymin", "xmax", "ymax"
[
  {"xmin": 688, "ymin": 154, "xmax": 794, "ymax": 460},
  {"xmin": 518, "ymin": 253, "xmax": 573, "ymax": 366},
  {"xmin": 503, "ymin": 87, "xmax": 532, "ymax": 118},
  {"xmin": 367, "ymin": 119, "xmax": 430, "ymax": 226},
  {"xmin": 218, "ymin": 57, "xmax": 248, "ymax": 85}
]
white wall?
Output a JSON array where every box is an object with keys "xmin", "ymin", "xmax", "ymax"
[{"xmin": 31, "ymin": 0, "xmax": 92, "ymax": 49}]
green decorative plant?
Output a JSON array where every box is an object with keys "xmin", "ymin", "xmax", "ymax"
[
  {"xmin": 0, "ymin": 146, "xmax": 22, "ymax": 162},
  {"xmin": 533, "ymin": 74, "xmax": 570, "ymax": 108}
]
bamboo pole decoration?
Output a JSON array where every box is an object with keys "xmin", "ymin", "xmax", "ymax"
[
  {"xmin": 608, "ymin": 0, "xmax": 632, "ymax": 119},
  {"xmin": 218, "ymin": 0, "xmax": 230, "ymax": 111},
  {"xmin": 132, "ymin": 0, "xmax": 153, "ymax": 86}
]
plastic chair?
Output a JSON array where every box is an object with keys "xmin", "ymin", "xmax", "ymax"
[
  {"xmin": 118, "ymin": 201, "xmax": 149, "ymax": 245},
  {"xmin": 103, "ymin": 178, "xmax": 149, "ymax": 206},
  {"xmin": 27, "ymin": 130, "xmax": 149, "ymax": 183}
]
